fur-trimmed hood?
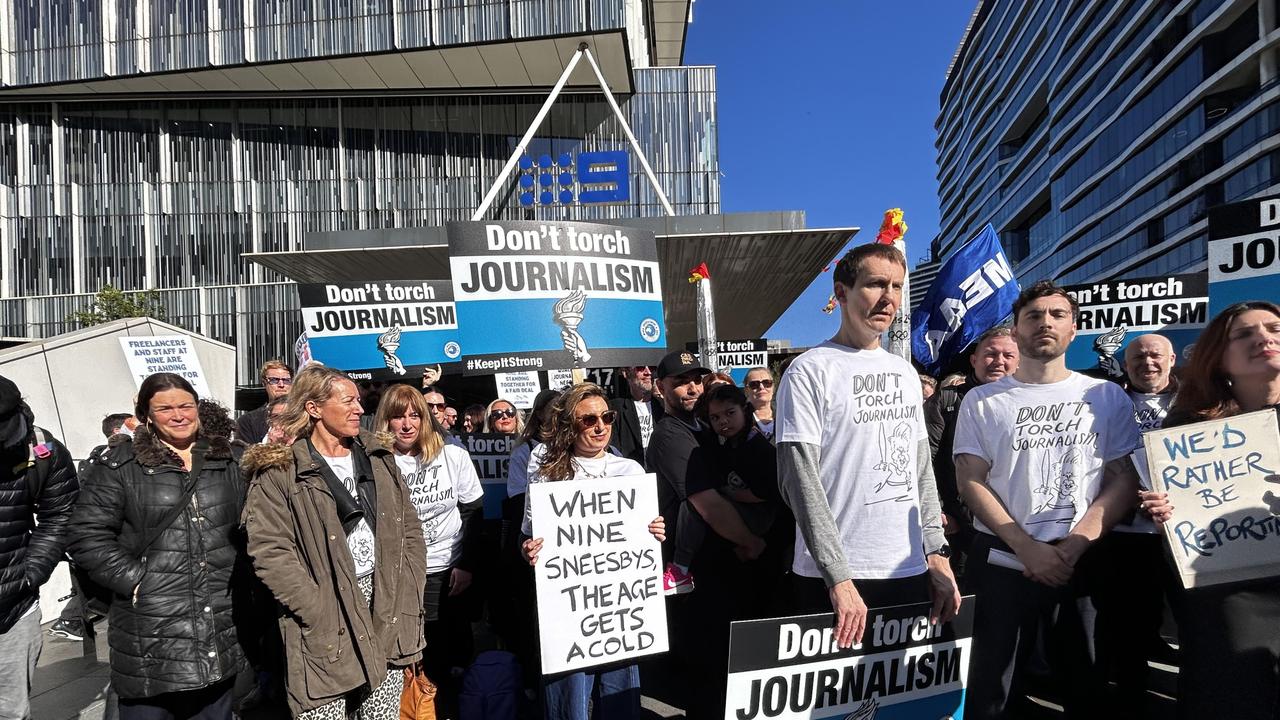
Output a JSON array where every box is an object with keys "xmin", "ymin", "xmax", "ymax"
[{"xmin": 240, "ymin": 430, "xmax": 394, "ymax": 478}]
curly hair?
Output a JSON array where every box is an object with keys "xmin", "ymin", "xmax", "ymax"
[{"xmin": 537, "ymin": 383, "xmax": 610, "ymax": 483}]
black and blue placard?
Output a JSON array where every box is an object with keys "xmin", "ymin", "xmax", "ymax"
[
  {"xmin": 1063, "ymin": 274, "xmax": 1207, "ymax": 379},
  {"xmin": 447, "ymin": 220, "xmax": 666, "ymax": 376},
  {"xmin": 297, "ymin": 280, "xmax": 461, "ymax": 381},
  {"xmin": 1209, "ymin": 192, "xmax": 1280, "ymax": 316}
]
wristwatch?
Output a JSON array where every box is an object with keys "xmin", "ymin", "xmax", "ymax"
[{"xmin": 930, "ymin": 544, "xmax": 952, "ymax": 558}]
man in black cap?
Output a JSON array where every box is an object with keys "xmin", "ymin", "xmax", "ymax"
[
  {"xmin": 0, "ymin": 375, "xmax": 78, "ymax": 719},
  {"xmin": 646, "ymin": 351, "xmax": 764, "ymax": 720}
]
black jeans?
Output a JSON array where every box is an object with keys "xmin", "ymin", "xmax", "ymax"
[
  {"xmin": 117, "ymin": 680, "xmax": 234, "ymax": 720},
  {"xmin": 1172, "ymin": 576, "xmax": 1280, "ymax": 720},
  {"xmin": 964, "ymin": 532, "xmax": 1103, "ymax": 720}
]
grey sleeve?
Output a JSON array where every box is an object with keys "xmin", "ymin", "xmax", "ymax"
[
  {"xmin": 777, "ymin": 441, "xmax": 852, "ymax": 588},
  {"xmin": 916, "ymin": 437, "xmax": 946, "ymax": 556}
]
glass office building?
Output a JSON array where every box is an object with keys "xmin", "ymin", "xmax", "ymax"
[
  {"xmin": 933, "ymin": 0, "xmax": 1279, "ymax": 287},
  {"xmin": 0, "ymin": 0, "xmax": 717, "ymax": 379}
]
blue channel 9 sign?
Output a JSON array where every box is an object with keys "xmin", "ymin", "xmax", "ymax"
[{"xmin": 518, "ymin": 150, "xmax": 630, "ymax": 207}]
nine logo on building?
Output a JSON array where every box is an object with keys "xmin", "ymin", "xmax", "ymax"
[{"xmin": 518, "ymin": 150, "xmax": 630, "ymax": 206}]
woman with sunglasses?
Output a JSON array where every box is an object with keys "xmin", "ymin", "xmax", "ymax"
[
  {"xmin": 519, "ymin": 383, "xmax": 665, "ymax": 720},
  {"xmin": 1141, "ymin": 301, "xmax": 1280, "ymax": 720},
  {"xmin": 375, "ymin": 384, "xmax": 484, "ymax": 700},
  {"xmin": 743, "ymin": 367, "xmax": 775, "ymax": 440},
  {"xmin": 484, "ymin": 398, "xmax": 524, "ymax": 435}
]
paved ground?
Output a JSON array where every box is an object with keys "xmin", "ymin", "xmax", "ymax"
[{"xmin": 33, "ymin": 617, "xmax": 1177, "ymax": 720}]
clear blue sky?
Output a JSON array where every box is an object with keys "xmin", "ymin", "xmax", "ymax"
[{"xmin": 684, "ymin": 2, "xmax": 978, "ymax": 347}]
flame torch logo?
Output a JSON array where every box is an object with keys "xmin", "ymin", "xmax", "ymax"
[
  {"xmin": 377, "ymin": 325, "xmax": 407, "ymax": 375},
  {"xmin": 553, "ymin": 290, "xmax": 591, "ymax": 364}
]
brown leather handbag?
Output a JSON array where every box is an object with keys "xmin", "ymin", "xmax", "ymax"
[{"xmin": 400, "ymin": 662, "xmax": 438, "ymax": 720}]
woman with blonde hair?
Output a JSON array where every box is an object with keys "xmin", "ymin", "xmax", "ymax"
[
  {"xmin": 484, "ymin": 397, "xmax": 524, "ymax": 434},
  {"xmin": 374, "ymin": 384, "xmax": 484, "ymax": 690},
  {"xmin": 241, "ymin": 365, "xmax": 426, "ymax": 719},
  {"xmin": 520, "ymin": 383, "xmax": 665, "ymax": 720}
]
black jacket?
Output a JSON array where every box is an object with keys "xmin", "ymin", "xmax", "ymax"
[
  {"xmin": 923, "ymin": 379, "xmax": 977, "ymax": 525},
  {"xmin": 69, "ymin": 424, "xmax": 246, "ymax": 699},
  {"xmin": 609, "ymin": 396, "xmax": 665, "ymax": 468},
  {"xmin": 0, "ymin": 429, "xmax": 78, "ymax": 632},
  {"xmin": 235, "ymin": 405, "xmax": 269, "ymax": 444}
]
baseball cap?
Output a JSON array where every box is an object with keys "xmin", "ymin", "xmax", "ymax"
[{"xmin": 655, "ymin": 351, "xmax": 710, "ymax": 380}]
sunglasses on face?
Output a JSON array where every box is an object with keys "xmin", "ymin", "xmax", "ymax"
[
  {"xmin": 489, "ymin": 409, "xmax": 518, "ymax": 420},
  {"xmin": 265, "ymin": 377, "xmax": 292, "ymax": 386},
  {"xmin": 427, "ymin": 402, "xmax": 446, "ymax": 410},
  {"xmin": 746, "ymin": 379, "xmax": 773, "ymax": 390},
  {"xmin": 576, "ymin": 411, "xmax": 618, "ymax": 429}
]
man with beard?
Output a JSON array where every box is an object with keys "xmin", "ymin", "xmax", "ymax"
[
  {"xmin": 954, "ymin": 281, "xmax": 1140, "ymax": 719},
  {"xmin": 610, "ymin": 366, "xmax": 664, "ymax": 468},
  {"xmin": 924, "ymin": 326, "xmax": 1019, "ymax": 585},
  {"xmin": 647, "ymin": 350, "xmax": 763, "ymax": 719},
  {"xmin": 776, "ymin": 243, "xmax": 958, "ymax": 649}
]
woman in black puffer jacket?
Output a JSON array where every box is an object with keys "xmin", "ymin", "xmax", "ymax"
[{"xmin": 70, "ymin": 373, "xmax": 245, "ymax": 719}]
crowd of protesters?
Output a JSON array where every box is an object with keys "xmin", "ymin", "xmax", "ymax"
[{"xmin": 0, "ymin": 243, "xmax": 1277, "ymax": 720}]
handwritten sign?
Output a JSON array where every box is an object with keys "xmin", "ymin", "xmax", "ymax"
[
  {"xmin": 118, "ymin": 336, "xmax": 210, "ymax": 398},
  {"xmin": 725, "ymin": 600, "xmax": 973, "ymax": 720},
  {"xmin": 529, "ymin": 474, "xmax": 668, "ymax": 674},
  {"xmin": 1145, "ymin": 409, "xmax": 1280, "ymax": 588}
]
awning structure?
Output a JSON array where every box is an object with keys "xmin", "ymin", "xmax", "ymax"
[
  {"xmin": 0, "ymin": 31, "xmax": 634, "ymax": 99},
  {"xmin": 245, "ymin": 216, "xmax": 858, "ymax": 348}
]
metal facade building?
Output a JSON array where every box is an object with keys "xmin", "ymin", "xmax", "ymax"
[
  {"xmin": 933, "ymin": 0, "xmax": 1279, "ymax": 288},
  {"xmin": 0, "ymin": 0, "xmax": 719, "ymax": 380}
]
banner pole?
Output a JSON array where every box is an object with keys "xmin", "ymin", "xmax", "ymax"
[{"xmin": 471, "ymin": 45, "xmax": 588, "ymax": 221}]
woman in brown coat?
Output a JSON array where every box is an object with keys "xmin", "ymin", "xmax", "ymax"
[{"xmin": 241, "ymin": 365, "xmax": 427, "ymax": 719}]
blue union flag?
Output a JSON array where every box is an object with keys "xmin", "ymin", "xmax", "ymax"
[{"xmin": 910, "ymin": 224, "xmax": 1020, "ymax": 375}]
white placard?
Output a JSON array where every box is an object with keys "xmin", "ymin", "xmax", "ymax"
[
  {"xmin": 547, "ymin": 369, "xmax": 574, "ymax": 390},
  {"xmin": 1145, "ymin": 409, "xmax": 1280, "ymax": 588},
  {"xmin": 118, "ymin": 335, "xmax": 211, "ymax": 398},
  {"xmin": 529, "ymin": 473, "xmax": 668, "ymax": 674},
  {"xmin": 496, "ymin": 371, "xmax": 542, "ymax": 409}
]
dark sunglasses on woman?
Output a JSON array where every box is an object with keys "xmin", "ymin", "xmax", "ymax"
[
  {"xmin": 576, "ymin": 411, "xmax": 618, "ymax": 429},
  {"xmin": 746, "ymin": 379, "xmax": 773, "ymax": 390},
  {"xmin": 489, "ymin": 409, "xmax": 518, "ymax": 419}
]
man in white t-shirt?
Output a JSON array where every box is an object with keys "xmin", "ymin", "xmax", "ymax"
[
  {"xmin": 777, "ymin": 243, "xmax": 959, "ymax": 650},
  {"xmin": 954, "ymin": 281, "xmax": 1140, "ymax": 720},
  {"xmin": 610, "ymin": 366, "xmax": 664, "ymax": 468},
  {"xmin": 1095, "ymin": 333, "xmax": 1178, "ymax": 714}
]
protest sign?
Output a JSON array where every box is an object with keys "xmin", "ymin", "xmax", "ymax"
[
  {"xmin": 529, "ymin": 474, "xmax": 668, "ymax": 674},
  {"xmin": 118, "ymin": 336, "xmax": 210, "ymax": 398},
  {"xmin": 496, "ymin": 371, "xmax": 542, "ymax": 409},
  {"xmin": 447, "ymin": 220, "xmax": 666, "ymax": 375},
  {"xmin": 725, "ymin": 599, "xmax": 973, "ymax": 720},
  {"xmin": 1145, "ymin": 409, "xmax": 1280, "ymax": 588},
  {"xmin": 1063, "ymin": 274, "xmax": 1207, "ymax": 379},
  {"xmin": 459, "ymin": 432, "xmax": 515, "ymax": 520},
  {"xmin": 686, "ymin": 339, "xmax": 768, "ymax": 385},
  {"xmin": 296, "ymin": 280, "xmax": 460, "ymax": 381},
  {"xmin": 1209, "ymin": 192, "xmax": 1280, "ymax": 315},
  {"xmin": 547, "ymin": 369, "xmax": 575, "ymax": 390}
]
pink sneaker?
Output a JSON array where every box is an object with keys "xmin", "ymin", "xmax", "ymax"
[{"xmin": 663, "ymin": 563, "xmax": 695, "ymax": 595}]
